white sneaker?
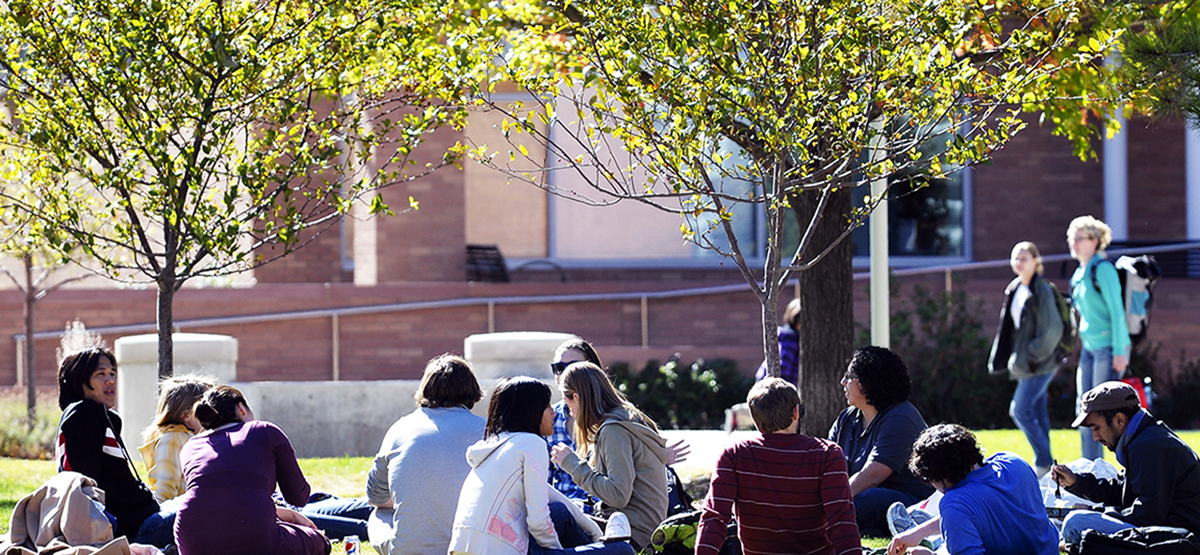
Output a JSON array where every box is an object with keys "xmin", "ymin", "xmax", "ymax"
[{"xmin": 603, "ymin": 512, "xmax": 631, "ymax": 542}]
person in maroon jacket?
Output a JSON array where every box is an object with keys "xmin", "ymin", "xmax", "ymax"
[{"xmin": 696, "ymin": 378, "xmax": 862, "ymax": 555}]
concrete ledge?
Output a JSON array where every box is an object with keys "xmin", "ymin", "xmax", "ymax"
[
  {"xmin": 464, "ymin": 331, "xmax": 575, "ymax": 380},
  {"xmin": 237, "ymin": 377, "xmax": 560, "ymax": 457}
]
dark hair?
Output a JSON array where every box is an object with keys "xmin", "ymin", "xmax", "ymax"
[
  {"xmin": 194, "ymin": 385, "xmax": 249, "ymax": 430},
  {"xmin": 485, "ymin": 377, "xmax": 551, "ymax": 439},
  {"xmin": 783, "ymin": 298, "xmax": 802, "ymax": 331},
  {"xmin": 849, "ymin": 346, "xmax": 911, "ymax": 410},
  {"xmin": 57, "ymin": 347, "xmax": 117, "ymax": 410},
  {"xmin": 908, "ymin": 423, "xmax": 985, "ymax": 487},
  {"xmin": 553, "ymin": 338, "xmax": 603, "ymax": 368},
  {"xmin": 748, "ymin": 378, "xmax": 803, "ymax": 433},
  {"xmin": 1098, "ymin": 406, "xmax": 1140, "ymax": 428},
  {"xmin": 416, "ymin": 354, "xmax": 483, "ymax": 409}
]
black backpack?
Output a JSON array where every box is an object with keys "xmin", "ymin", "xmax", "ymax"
[
  {"xmin": 1045, "ymin": 279, "xmax": 1078, "ymax": 370},
  {"xmin": 1073, "ymin": 527, "xmax": 1200, "ymax": 555}
]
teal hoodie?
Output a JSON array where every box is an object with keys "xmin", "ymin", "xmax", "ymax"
[{"xmin": 1070, "ymin": 253, "xmax": 1130, "ymax": 357}]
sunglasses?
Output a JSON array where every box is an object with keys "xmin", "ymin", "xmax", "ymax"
[{"xmin": 551, "ymin": 361, "xmax": 571, "ymax": 376}]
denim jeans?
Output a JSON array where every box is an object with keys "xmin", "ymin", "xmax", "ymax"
[
  {"xmin": 526, "ymin": 502, "xmax": 635, "ymax": 555},
  {"xmin": 1060, "ymin": 509, "xmax": 1135, "ymax": 545},
  {"xmin": 1011, "ymin": 371, "xmax": 1056, "ymax": 469},
  {"xmin": 1078, "ymin": 346, "xmax": 1118, "ymax": 460},
  {"xmin": 133, "ymin": 499, "xmax": 178, "ymax": 549},
  {"xmin": 853, "ymin": 488, "xmax": 922, "ymax": 539},
  {"xmin": 301, "ymin": 496, "xmax": 371, "ymax": 541}
]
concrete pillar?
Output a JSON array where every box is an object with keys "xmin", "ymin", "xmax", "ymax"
[
  {"xmin": 1186, "ymin": 121, "xmax": 1200, "ymax": 240},
  {"xmin": 464, "ymin": 331, "xmax": 577, "ymax": 380},
  {"xmin": 1104, "ymin": 114, "xmax": 1129, "ymax": 240},
  {"xmin": 114, "ymin": 333, "xmax": 239, "ymax": 453}
]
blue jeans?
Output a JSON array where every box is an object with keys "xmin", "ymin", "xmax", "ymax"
[
  {"xmin": 853, "ymin": 488, "xmax": 922, "ymax": 539},
  {"xmin": 1061, "ymin": 509, "xmax": 1135, "ymax": 545},
  {"xmin": 133, "ymin": 498, "xmax": 178, "ymax": 549},
  {"xmin": 1011, "ymin": 372, "xmax": 1056, "ymax": 469},
  {"xmin": 1078, "ymin": 347, "xmax": 1118, "ymax": 460},
  {"xmin": 302, "ymin": 496, "xmax": 371, "ymax": 541},
  {"xmin": 527, "ymin": 502, "xmax": 635, "ymax": 555}
]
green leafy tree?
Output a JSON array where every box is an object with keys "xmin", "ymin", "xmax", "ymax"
[
  {"xmin": 0, "ymin": 0, "xmax": 482, "ymax": 378},
  {"xmin": 473, "ymin": 0, "xmax": 1113, "ymax": 433}
]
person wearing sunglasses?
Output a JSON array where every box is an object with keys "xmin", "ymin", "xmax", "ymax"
[{"xmin": 546, "ymin": 339, "xmax": 605, "ymax": 512}]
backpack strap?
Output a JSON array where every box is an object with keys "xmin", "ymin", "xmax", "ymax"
[{"xmin": 1089, "ymin": 257, "xmax": 1113, "ymax": 296}]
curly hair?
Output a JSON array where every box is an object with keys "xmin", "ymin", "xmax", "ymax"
[
  {"xmin": 908, "ymin": 423, "xmax": 985, "ymax": 487},
  {"xmin": 1068, "ymin": 215, "xmax": 1113, "ymax": 252},
  {"xmin": 849, "ymin": 346, "xmax": 911, "ymax": 410}
]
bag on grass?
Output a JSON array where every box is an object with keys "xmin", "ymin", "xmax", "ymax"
[
  {"xmin": 646, "ymin": 509, "xmax": 739, "ymax": 555},
  {"xmin": 1074, "ymin": 526, "xmax": 1200, "ymax": 555}
]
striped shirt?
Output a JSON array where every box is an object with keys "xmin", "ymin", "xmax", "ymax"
[{"xmin": 696, "ymin": 433, "xmax": 861, "ymax": 555}]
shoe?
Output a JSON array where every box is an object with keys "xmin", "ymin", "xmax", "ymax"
[
  {"xmin": 887, "ymin": 502, "xmax": 933, "ymax": 537},
  {"xmin": 602, "ymin": 512, "xmax": 632, "ymax": 543}
]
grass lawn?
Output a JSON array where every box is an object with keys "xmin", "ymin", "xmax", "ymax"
[{"xmin": 5, "ymin": 429, "xmax": 1200, "ymax": 552}]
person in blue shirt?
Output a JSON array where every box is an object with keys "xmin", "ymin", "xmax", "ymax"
[
  {"xmin": 888, "ymin": 424, "xmax": 1059, "ymax": 555},
  {"xmin": 755, "ymin": 298, "xmax": 801, "ymax": 385},
  {"xmin": 1067, "ymin": 215, "xmax": 1130, "ymax": 460}
]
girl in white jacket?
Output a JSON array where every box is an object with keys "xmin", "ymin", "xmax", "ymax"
[{"xmin": 449, "ymin": 377, "xmax": 633, "ymax": 555}]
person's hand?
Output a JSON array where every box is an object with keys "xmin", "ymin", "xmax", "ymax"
[
  {"xmin": 1051, "ymin": 464, "xmax": 1077, "ymax": 488},
  {"xmin": 665, "ymin": 439, "xmax": 691, "ymax": 465},
  {"xmin": 276, "ymin": 506, "xmax": 317, "ymax": 529},
  {"xmin": 550, "ymin": 443, "xmax": 573, "ymax": 466},
  {"xmin": 1113, "ymin": 354, "xmax": 1129, "ymax": 373}
]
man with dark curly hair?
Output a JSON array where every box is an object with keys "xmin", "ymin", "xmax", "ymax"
[
  {"xmin": 828, "ymin": 346, "xmax": 934, "ymax": 537},
  {"xmin": 888, "ymin": 424, "xmax": 1058, "ymax": 555}
]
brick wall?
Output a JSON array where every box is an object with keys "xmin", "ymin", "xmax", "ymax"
[{"xmin": 6, "ymin": 268, "xmax": 1200, "ymax": 389}]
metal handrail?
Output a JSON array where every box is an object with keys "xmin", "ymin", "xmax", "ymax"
[{"xmin": 15, "ymin": 241, "xmax": 1200, "ymax": 343}]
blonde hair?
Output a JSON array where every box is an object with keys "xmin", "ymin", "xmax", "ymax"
[
  {"xmin": 143, "ymin": 375, "xmax": 216, "ymax": 442},
  {"xmin": 1068, "ymin": 215, "xmax": 1112, "ymax": 253},
  {"xmin": 559, "ymin": 362, "xmax": 657, "ymax": 457},
  {"xmin": 1012, "ymin": 241, "xmax": 1044, "ymax": 275}
]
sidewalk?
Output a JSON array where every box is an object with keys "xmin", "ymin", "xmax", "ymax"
[{"xmin": 661, "ymin": 429, "xmax": 759, "ymax": 473}]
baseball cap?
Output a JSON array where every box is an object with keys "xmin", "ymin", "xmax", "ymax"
[{"xmin": 1071, "ymin": 381, "xmax": 1141, "ymax": 427}]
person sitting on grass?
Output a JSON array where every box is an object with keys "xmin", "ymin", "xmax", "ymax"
[
  {"xmin": 696, "ymin": 377, "xmax": 861, "ymax": 555},
  {"xmin": 888, "ymin": 424, "xmax": 1058, "ymax": 555},
  {"xmin": 56, "ymin": 347, "xmax": 174, "ymax": 548},
  {"xmin": 1053, "ymin": 380, "xmax": 1200, "ymax": 549}
]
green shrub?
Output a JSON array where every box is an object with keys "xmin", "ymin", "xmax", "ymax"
[
  {"xmin": 1134, "ymin": 344, "xmax": 1200, "ymax": 429},
  {"xmin": 885, "ymin": 283, "xmax": 1017, "ymax": 429},
  {"xmin": 609, "ymin": 357, "xmax": 753, "ymax": 430},
  {"xmin": 0, "ymin": 388, "xmax": 59, "ymax": 459}
]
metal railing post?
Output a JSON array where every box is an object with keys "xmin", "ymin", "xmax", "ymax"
[{"xmin": 331, "ymin": 313, "xmax": 340, "ymax": 381}]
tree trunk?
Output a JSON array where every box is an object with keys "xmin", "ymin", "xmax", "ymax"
[
  {"xmin": 157, "ymin": 280, "xmax": 175, "ymax": 380},
  {"xmin": 23, "ymin": 253, "xmax": 36, "ymax": 429},
  {"xmin": 791, "ymin": 186, "xmax": 855, "ymax": 437}
]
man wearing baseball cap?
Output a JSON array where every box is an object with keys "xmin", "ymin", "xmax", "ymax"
[{"xmin": 1052, "ymin": 381, "xmax": 1200, "ymax": 547}]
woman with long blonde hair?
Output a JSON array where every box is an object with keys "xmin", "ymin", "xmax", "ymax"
[{"xmin": 549, "ymin": 363, "xmax": 668, "ymax": 551}]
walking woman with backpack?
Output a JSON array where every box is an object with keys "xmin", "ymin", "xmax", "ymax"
[
  {"xmin": 988, "ymin": 241, "xmax": 1066, "ymax": 478},
  {"xmin": 1067, "ymin": 215, "xmax": 1131, "ymax": 460}
]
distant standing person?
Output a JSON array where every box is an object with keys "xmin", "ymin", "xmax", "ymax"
[
  {"xmin": 1068, "ymin": 215, "xmax": 1130, "ymax": 460},
  {"xmin": 828, "ymin": 346, "xmax": 934, "ymax": 538},
  {"xmin": 756, "ymin": 298, "xmax": 801, "ymax": 385},
  {"xmin": 987, "ymin": 241, "xmax": 1064, "ymax": 477}
]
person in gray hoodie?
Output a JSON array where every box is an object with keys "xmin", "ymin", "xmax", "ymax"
[{"xmin": 551, "ymin": 362, "xmax": 670, "ymax": 551}]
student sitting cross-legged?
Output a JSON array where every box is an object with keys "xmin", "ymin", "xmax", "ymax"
[
  {"xmin": 888, "ymin": 424, "xmax": 1059, "ymax": 555},
  {"xmin": 1053, "ymin": 381, "xmax": 1200, "ymax": 549},
  {"xmin": 696, "ymin": 378, "xmax": 862, "ymax": 555}
]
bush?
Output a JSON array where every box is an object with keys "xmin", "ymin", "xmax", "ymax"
[
  {"xmin": 884, "ymin": 283, "xmax": 1017, "ymax": 429},
  {"xmin": 1133, "ymin": 344, "xmax": 1200, "ymax": 429},
  {"xmin": 0, "ymin": 388, "xmax": 59, "ymax": 459},
  {"xmin": 609, "ymin": 357, "xmax": 753, "ymax": 430}
]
